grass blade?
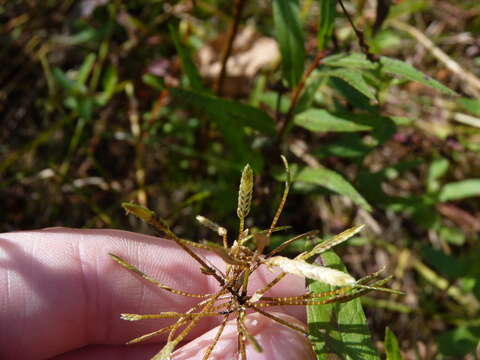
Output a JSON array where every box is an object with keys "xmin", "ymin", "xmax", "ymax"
[{"xmin": 273, "ymin": 0, "xmax": 305, "ymax": 87}]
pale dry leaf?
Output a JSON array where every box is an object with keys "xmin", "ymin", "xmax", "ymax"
[{"xmin": 266, "ymin": 256, "xmax": 356, "ymax": 286}]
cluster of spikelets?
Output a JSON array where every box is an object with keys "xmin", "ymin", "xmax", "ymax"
[{"xmin": 110, "ymin": 156, "xmax": 401, "ymax": 360}]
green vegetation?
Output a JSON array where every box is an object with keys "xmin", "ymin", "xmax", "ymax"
[{"xmin": 2, "ymin": 0, "xmax": 480, "ymax": 358}]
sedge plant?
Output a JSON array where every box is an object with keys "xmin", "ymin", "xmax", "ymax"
[{"xmin": 110, "ymin": 156, "xmax": 401, "ymax": 359}]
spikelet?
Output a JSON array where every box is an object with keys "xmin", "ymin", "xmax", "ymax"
[
  {"xmin": 237, "ymin": 164, "xmax": 253, "ymax": 232},
  {"xmin": 237, "ymin": 164, "xmax": 253, "ymax": 220}
]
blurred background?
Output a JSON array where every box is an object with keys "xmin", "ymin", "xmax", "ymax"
[{"xmin": 1, "ymin": 0, "xmax": 479, "ymax": 358}]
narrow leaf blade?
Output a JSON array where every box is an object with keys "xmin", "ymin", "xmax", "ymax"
[
  {"xmin": 296, "ymin": 166, "xmax": 372, "ymax": 211},
  {"xmin": 385, "ymin": 327, "xmax": 403, "ymax": 360},
  {"xmin": 323, "ymin": 53, "xmax": 456, "ymax": 95},
  {"xmin": 438, "ymin": 179, "xmax": 480, "ymax": 202},
  {"xmin": 169, "ymin": 88, "xmax": 276, "ymax": 135},
  {"xmin": 76, "ymin": 53, "xmax": 96, "ymax": 85},
  {"xmin": 318, "ymin": 0, "xmax": 336, "ymax": 50},
  {"xmin": 169, "ymin": 24, "xmax": 205, "ymax": 92},
  {"xmin": 294, "ymin": 109, "xmax": 373, "ymax": 133},
  {"xmin": 379, "ymin": 56, "xmax": 456, "ymax": 95},
  {"xmin": 273, "ymin": 0, "xmax": 305, "ymax": 86}
]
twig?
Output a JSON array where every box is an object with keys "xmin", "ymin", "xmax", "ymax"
[
  {"xmin": 337, "ymin": 0, "xmax": 377, "ymax": 62},
  {"xmin": 214, "ymin": 0, "xmax": 247, "ymax": 95},
  {"xmin": 277, "ymin": 51, "xmax": 327, "ymax": 142},
  {"xmin": 391, "ymin": 20, "xmax": 480, "ymax": 97}
]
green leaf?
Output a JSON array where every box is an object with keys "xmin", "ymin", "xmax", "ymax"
[
  {"xmin": 330, "ymin": 77, "xmax": 374, "ymax": 111},
  {"xmin": 296, "ymin": 166, "xmax": 372, "ymax": 211},
  {"xmin": 273, "ymin": 0, "xmax": 305, "ymax": 87},
  {"xmin": 97, "ymin": 65, "xmax": 119, "ymax": 105},
  {"xmin": 169, "ymin": 24, "xmax": 205, "ymax": 92},
  {"xmin": 52, "ymin": 67, "xmax": 87, "ymax": 95},
  {"xmin": 439, "ymin": 179, "xmax": 480, "ymax": 202},
  {"xmin": 458, "ymin": 98, "xmax": 480, "ymax": 116},
  {"xmin": 426, "ymin": 157, "xmax": 449, "ymax": 193},
  {"xmin": 323, "ymin": 53, "xmax": 456, "ymax": 95},
  {"xmin": 385, "ymin": 327, "xmax": 402, "ymax": 360},
  {"xmin": 295, "ymin": 71, "xmax": 325, "ymax": 113},
  {"xmin": 317, "ymin": 0, "xmax": 336, "ymax": 50},
  {"xmin": 324, "ymin": 53, "xmax": 376, "ymax": 69},
  {"xmin": 438, "ymin": 226, "xmax": 465, "ymax": 246},
  {"xmin": 142, "ymin": 74, "xmax": 165, "ymax": 90},
  {"xmin": 307, "ymin": 250, "xmax": 380, "ymax": 360},
  {"xmin": 77, "ymin": 97, "xmax": 93, "ymax": 120},
  {"xmin": 294, "ymin": 110, "xmax": 395, "ymax": 140},
  {"xmin": 76, "ymin": 53, "xmax": 96, "ymax": 85},
  {"xmin": 215, "ymin": 118, "xmax": 263, "ymax": 168},
  {"xmin": 317, "ymin": 134, "xmax": 373, "ymax": 158},
  {"xmin": 320, "ymin": 68, "xmax": 376, "ymax": 100},
  {"xmin": 295, "ymin": 109, "xmax": 372, "ymax": 132},
  {"xmin": 169, "ymin": 88, "xmax": 276, "ymax": 135},
  {"xmin": 389, "ymin": 0, "xmax": 429, "ymax": 19},
  {"xmin": 379, "ymin": 56, "xmax": 456, "ymax": 95}
]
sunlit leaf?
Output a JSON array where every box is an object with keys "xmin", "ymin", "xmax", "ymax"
[
  {"xmin": 307, "ymin": 250, "xmax": 380, "ymax": 360},
  {"xmin": 426, "ymin": 157, "xmax": 449, "ymax": 193},
  {"xmin": 439, "ymin": 179, "xmax": 480, "ymax": 202},
  {"xmin": 323, "ymin": 53, "xmax": 456, "ymax": 95},
  {"xmin": 96, "ymin": 65, "xmax": 118, "ymax": 105},
  {"xmin": 385, "ymin": 327, "xmax": 403, "ymax": 360},
  {"xmin": 52, "ymin": 67, "xmax": 87, "ymax": 95},
  {"xmin": 379, "ymin": 56, "xmax": 456, "ymax": 95},
  {"xmin": 294, "ymin": 109, "xmax": 373, "ymax": 132},
  {"xmin": 296, "ymin": 166, "xmax": 372, "ymax": 211},
  {"xmin": 320, "ymin": 68, "xmax": 376, "ymax": 100},
  {"xmin": 76, "ymin": 53, "xmax": 96, "ymax": 85}
]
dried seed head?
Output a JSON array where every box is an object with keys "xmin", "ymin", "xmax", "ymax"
[
  {"xmin": 237, "ymin": 164, "xmax": 253, "ymax": 221},
  {"xmin": 266, "ymin": 256, "xmax": 356, "ymax": 286}
]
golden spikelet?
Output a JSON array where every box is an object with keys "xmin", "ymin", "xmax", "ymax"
[{"xmin": 237, "ymin": 164, "xmax": 253, "ymax": 232}]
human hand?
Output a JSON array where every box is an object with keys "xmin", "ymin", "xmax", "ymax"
[{"xmin": 0, "ymin": 228, "xmax": 316, "ymax": 360}]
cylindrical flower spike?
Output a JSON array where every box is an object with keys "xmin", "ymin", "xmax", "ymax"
[{"xmin": 237, "ymin": 164, "xmax": 253, "ymax": 221}]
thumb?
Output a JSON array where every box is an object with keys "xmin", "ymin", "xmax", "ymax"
[{"xmin": 172, "ymin": 312, "xmax": 316, "ymax": 360}]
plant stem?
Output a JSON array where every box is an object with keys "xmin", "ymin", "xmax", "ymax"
[
  {"xmin": 337, "ymin": 0, "xmax": 376, "ymax": 61},
  {"xmin": 214, "ymin": 0, "xmax": 247, "ymax": 95},
  {"xmin": 277, "ymin": 51, "xmax": 327, "ymax": 142}
]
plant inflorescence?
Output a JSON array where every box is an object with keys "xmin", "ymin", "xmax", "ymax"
[{"xmin": 111, "ymin": 156, "xmax": 400, "ymax": 360}]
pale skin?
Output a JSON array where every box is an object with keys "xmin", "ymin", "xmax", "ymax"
[{"xmin": 0, "ymin": 228, "xmax": 316, "ymax": 360}]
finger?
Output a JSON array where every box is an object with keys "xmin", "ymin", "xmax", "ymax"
[
  {"xmin": 171, "ymin": 312, "xmax": 316, "ymax": 360},
  {"xmin": 0, "ymin": 228, "xmax": 306, "ymax": 359}
]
